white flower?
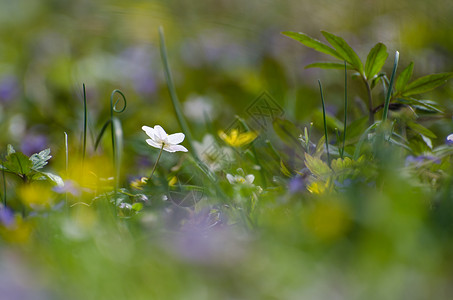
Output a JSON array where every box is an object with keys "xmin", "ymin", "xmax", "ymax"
[
  {"xmin": 142, "ymin": 125, "xmax": 188, "ymax": 153},
  {"xmin": 193, "ymin": 134, "xmax": 233, "ymax": 171},
  {"xmin": 447, "ymin": 133, "xmax": 453, "ymax": 145},
  {"xmin": 226, "ymin": 173, "xmax": 255, "ymax": 185}
]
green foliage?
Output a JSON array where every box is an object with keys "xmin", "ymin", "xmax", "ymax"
[
  {"xmin": 365, "ymin": 42, "xmax": 388, "ymax": 79},
  {"xmin": 0, "ymin": 145, "xmax": 62, "ymax": 186}
]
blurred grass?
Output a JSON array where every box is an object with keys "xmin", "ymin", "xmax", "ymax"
[{"xmin": 1, "ymin": 0, "xmax": 453, "ymax": 299}]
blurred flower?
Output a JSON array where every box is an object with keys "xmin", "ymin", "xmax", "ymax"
[
  {"xmin": 20, "ymin": 133, "xmax": 48, "ymax": 156},
  {"xmin": 226, "ymin": 168, "xmax": 255, "ymax": 185},
  {"xmin": 0, "ymin": 206, "xmax": 14, "ymax": 227},
  {"xmin": 52, "ymin": 180, "xmax": 81, "ymax": 197},
  {"xmin": 130, "ymin": 177, "xmax": 148, "ymax": 190},
  {"xmin": 405, "ymin": 155, "xmax": 441, "ymax": 167},
  {"xmin": 0, "ymin": 75, "xmax": 19, "ymax": 103},
  {"xmin": 18, "ymin": 184, "xmax": 53, "ymax": 209},
  {"xmin": 219, "ymin": 129, "xmax": 257, "ymax": 147},
  {"xmin": 142, "ymin": 125, "xmax": 188, "ymax": 153},
  {"xmin": 183, "ymin": 95, "xmax": 215, "ymax": 121},
  {"xmin": 193, "ymin": 134, "xmax": 233, "ymax": 172},
  {"xmin": 446, "ymin": 133, "xmax": 453, "ymax": 145},
  {"xmin": 289, "ymin": 175, "xmax": 307, "ymax": 193}
]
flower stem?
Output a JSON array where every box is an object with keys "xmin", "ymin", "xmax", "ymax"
[{"xmin": 149, "ymin": 144, "xmax": 164, "ymax": 180}]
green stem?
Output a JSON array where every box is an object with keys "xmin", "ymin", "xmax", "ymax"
[
  {"xmin": 362, "ymin": 76, "xmax": 374, "ymax": 125},
  {"xmin": 149, "ymin": 144, "xmax": 164, "ymax": 180},
  {"xmin": 342, "ymin": 61, "xmax": 348, "ymax": 159},
  {"xmin": 159, "ymin": 27, "xmax": 196, "ymax": 157},
  {"xmin": 318, "ymin": 80, "xmax": 330, "ymax": 165},
  {"xmin": 82, "ymin": 84, "xmax": 87, "ymax": 164},
  {"xmin": 64, "ymin": 132, "xmax": 69, "ymax": 212}
]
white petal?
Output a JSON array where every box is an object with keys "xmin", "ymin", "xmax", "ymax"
[
  {"xmin": 142, "ymin": 126, "xmax": 155, "ymax": 138},
  {"xmin": 167, "ymin": 132, "xmax": 185, "ymax": 144},
  {"xmin": 146, "ymin": 139, "xmax": 162, "ymax": 149},
  {"xmin": 154, "ymin": 125, "xmax": 167, "ymax": 140},
  {"xmin": 245, "ymin": 174, "xmax": 255, "ymax": 184},
  {"xmin": 165, "ymin": 144, "xmax": 188, "ymax": 152},
  {"xmin": 226, "ymin": 174, "xmax": 235, "ymax": 184}
]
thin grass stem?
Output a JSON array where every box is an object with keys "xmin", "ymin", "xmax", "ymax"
[
  {"xmin": 318, "ymin": 80, "xmax": 330, "ymax": 165},
  {"xmin": 158, "ymin": 26, "xmax": 196, "ymax": 157},
  {"xmin": 82, "ymin": 84, "xmax": 87, "ymax": 165},
  {"xmin": 342, "ymin": 61, "xmax": 348, "ymax": 159}
]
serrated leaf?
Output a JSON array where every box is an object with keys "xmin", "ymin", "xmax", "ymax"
[
  {"xmin": 305, "ymin": 62, "xmax": 355, "ymax": 70},
  {"xmin": 39, "ymin": 172, "xmax": 64, "ymax": 186},
  {"xmin": 365, "ymin": 42, "xmax": 388, "ymax": 80},
  {"xmin": 304, "ymin": 152, "xmax": 332, "ymax": 179},
  {"xmin": 282, "ymin": 31, "xmax": 343, "ymax": 60},
  {"xmin": 407, "ymin": 121, "xmax": 437, "ymax": 138},
  {"xmin": 395, "ymin": 62, "xmax": 414, "ymax": 92},
  {"xmin": 321, "ymin": 31, "xmax": 364, "ymax": 75},
  {"xmin": 7, "ymin": 144, "xmax": 15, "ymax": 155},
  {"xmin": 401, "ymin": 73, "xmax": 453, "ymax": 97},
  {"xmin": 30, "ymin": 148, "xmax": 52, "ymax": 170},
  {"xmin": 2, "ymin": 151, "xmax": 33, "ymax": 176}
]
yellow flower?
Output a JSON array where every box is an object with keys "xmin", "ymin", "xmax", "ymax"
[{"xmin": 218, "ymin": 129, "xmax": 257, "ymax": 147}]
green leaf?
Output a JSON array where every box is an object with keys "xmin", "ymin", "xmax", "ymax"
[
  {"xmin": 30, "ymin": 148, "xmax": 52, "ymax": 170},
  {"xmin": 406, "ymin": 121, "xmax": 437, "ymax": 139},
  {"xmin": 304, "ymin": 152, "xmax": 332, "ymax": 179},
  {"xmin": 395, "ymin": 62, "xmax": 414, "ymax": 92},
  {"xmin": 280, "ymin": 160, "xmax": 292, "ymax": 177},
  {"xmin": 131, "ymin": 202, "xmax": 143, "ymax": 212},
  {"xmin": 7, "ymin": 144, "xmax": 15, "ymax": 155},
  {"xmin": 401, "ymin": 72, "xmax": 453, "ymax": 97},
  {"xmin": 304, "ymin": 62, "xmax": 355, "ymax": 70},
  {"xmin": 39, "ymin": 172, "xmax": 64, "ymax": 186},
  {"xmin": 321, "ymin": 31, "xmax": 364, "ymax": 75},
  {"xmin": 281, "ymin": 31, "xmax": 343, "ymax": 60},
  {"xmin": 365, "ymin": 42, "xmax": 388, "ymax": 80},
  {"xmin": 397, "ymin": 98, "xmax": 444, "ymax": 114},
  {"xmin": 2, "ymin": 150, "xmax": 33, "ymax": 176}
]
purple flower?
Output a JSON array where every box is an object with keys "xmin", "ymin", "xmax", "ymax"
[
  {"xmin": 52, "ymin": 180, "xmax": 81, "ymax": 197},
  {"xmin": 20, "ymin": 134, "xmax": 48, "ymax": 156},
  {"xmin": 405, "ymin": 155, "xmax": 441, "ymax": 167},
  {"xmin": 0, "ymin": 206, "xmax": 14, "ymax": 227},
  {"xmin": 0, "ymin": 76, "xmax": 19, "ymax": 103}
]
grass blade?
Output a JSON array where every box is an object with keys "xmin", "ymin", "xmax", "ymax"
[
  {"xmin": 382, "ymin": 51, "xmax": 399, "ymax": 121},
  {"xmin": 342, "ymin": 61, "xmax": 348, "ymax": 159},
  {"xmin": 158, "ymin": 26, "xmax": 196, "ymax": 158},
  {"xmin": 318, "ymin": 80, "xmax": 330, "ymax": 165}
]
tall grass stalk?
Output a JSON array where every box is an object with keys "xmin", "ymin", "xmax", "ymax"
[
  {"xmin": 342, "ymin": 61, "xmax": 348, "ymax": 159},
  {"xmin": 82, "ymin": 84, "xmax": 87, "ymax": 165},
  {"xmin": 318, "ymin": 80, "xmax": 330, "ymax": 165},
  {"xmin": 64, "ymin": 132, "xmax": 69, "ymax": 212},
  {"xmin": 158, "ymin": 26, "xmax": 196, "ymax": 157}
]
